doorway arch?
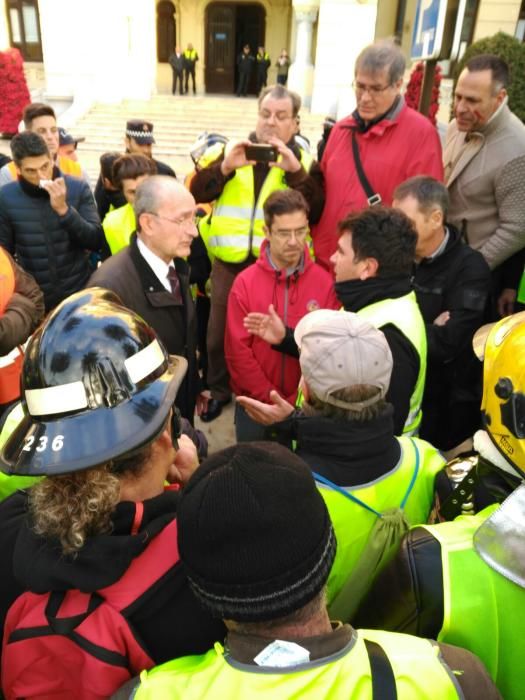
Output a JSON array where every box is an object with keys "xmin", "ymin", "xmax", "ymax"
[
  {"xmin": 157, "ymin": 0, "xmax": 176, "ymax": 62},
  {"xmin": 205, "ymin": 2, "xmax": 265, "ymax": 94}
]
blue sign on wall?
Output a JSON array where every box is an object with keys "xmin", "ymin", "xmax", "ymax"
[{"xmin": 411, "ymin": 0, "xmax": 448, "ymax": 60}]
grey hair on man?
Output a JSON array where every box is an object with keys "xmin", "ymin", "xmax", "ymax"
[
  {"xmin": 134, "ymin": 175, "xmax": 185, "ymax": 232},
  {"xmin": 355, "ymin": 40, "xmax": 406, "ymax": 84},
  {"xmin": 393, "ymin": 175, "xmax": 450, "ymax": 220}
]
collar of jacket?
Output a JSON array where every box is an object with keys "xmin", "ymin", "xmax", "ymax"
[
  {"xmin": 334, "ymin": 274, "xmax": 411, "ymax": 311},
  {"xmin": 257, "ymin": 238, "xmax": 308, "ymax": 279},
  {"xmin": 273, "ymin": 404, "xmax": 401, "ymax": 485},
  {"xmin": 416, "ymin": 223, "xmax": 463, "ymax": 268},
  {"xmin": 465, "ymin": 97, "xmax": 511, "ymax": 142},
  {"xmin": 18, "ymin": 165, "xmax": 61, "ymax": 198},
  {"xmin": 341, "ymin": 95, "xmax": 404, "ymax": 136},
  {"xmin": 13, "ymin": 489, "xmax": 180, "ymax": 593},
  {"xmin": 129, "ymin": 232, "xmax": 189, "ymax": 299}
]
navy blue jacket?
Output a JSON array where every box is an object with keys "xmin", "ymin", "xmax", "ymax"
[{"xmin": 0, "ymin": 173, "xmax": 103, "ymax": 310}]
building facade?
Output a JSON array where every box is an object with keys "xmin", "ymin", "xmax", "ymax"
[{"xmin": 1, "ymin": 0, "xmax": 524, "ymax": 117}]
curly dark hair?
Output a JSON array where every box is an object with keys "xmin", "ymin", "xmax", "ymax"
[{"xmin": 338, "ymin": 206, "xmax": 417, "ymax": 277}]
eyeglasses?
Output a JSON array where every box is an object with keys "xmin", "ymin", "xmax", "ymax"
[
  {"xmin": 272, "ymin": 226, "xmax": 310, "ymax": 241},
  {"xmin": 352, "ymin": 80, "xmax": 393, "ymax": 97},
  {"xmin": 258, "ymin": 110, "xmax": 294, "ymax": 123},
  {"xmin": 152, "ymin": 213, "xmax": 199, "ymax": 228}
]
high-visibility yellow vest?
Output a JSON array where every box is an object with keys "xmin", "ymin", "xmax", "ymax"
[
  {"xmin": 357, "ymin": 292, "xmax": 427, "ymax": 436},
  {"xmin": 102, "ymin": 203, "xmax": 136, "ymax": 255},
  {"xmin": 0, "ymin": 403, "xmax": 42, "ymax": 501},
  {"xmin": 7, "ymin": 156, "xmax": 82, "ymax": 180},
  {"xmin": 133, "ymin": 630, "xmax": 461, "ymax": 699},
  {"xmin": 198, "ymin": 148, "xmax": 314, "ymax": 263},
  {"xmin": 319, "ymin": 435, "xmax": 444, "ymax": 604},
  {"xmin": 184, "ymin": 50, "xmax": 197, "ymax": 62},
  {"xmin": 422, "ymin": 505, "xmax": 524, "ymax": 700},
  {"xmin": 518, "ymin": 267, "xmax": 525, "ymax": 304}
]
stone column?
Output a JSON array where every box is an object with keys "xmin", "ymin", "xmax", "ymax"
[
  {"xmin": 310, "ymin": 0, "xmax": 378, "ymax": 118},
  {"xmin": 288, "ymin": 2, "xmax": 319, "ymax": 109}
]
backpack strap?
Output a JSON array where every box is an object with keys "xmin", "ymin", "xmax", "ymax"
[
  {"xmin": 314, "ymin": 437, "xmax": 421, "ymax": 517},
  {"xmin": 364, "ymin": 638, "xmax": 398, "ymax": 700}
]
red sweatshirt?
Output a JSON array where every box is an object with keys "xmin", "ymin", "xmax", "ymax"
[
  {"xmin": 225, "ymin": 240, "xmax": 339, "ymax": 402},
  {"xmin": 312, "ymin": 101, "xmax": 444, "ymax": 270}
]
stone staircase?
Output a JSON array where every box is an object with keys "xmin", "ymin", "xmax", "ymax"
[{"xmin": 72, "ymin": 95, "xmax": 326, "ymax": 184}]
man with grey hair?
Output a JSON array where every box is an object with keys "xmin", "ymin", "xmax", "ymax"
[
  {"xmin": 89, "ymin": 175, "xmax": 207, "ymax": 423},
  {"xmin": 393, "ymin": 175, "xmax": 491, "ymax": 452},
  {"xmin": 312, "ymin": 40, "xmax": 444, "ymax": 270}
]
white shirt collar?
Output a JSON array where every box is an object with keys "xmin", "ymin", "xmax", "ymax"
[{"xmin": 137, "ymin": 236, "xmax": 173, "ymax": 292}]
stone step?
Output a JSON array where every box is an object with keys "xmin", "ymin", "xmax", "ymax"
[{"xmin": 71, "ymin": 94, "xmax": 325, "ymax": 184}]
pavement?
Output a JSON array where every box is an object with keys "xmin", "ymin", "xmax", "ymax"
[{"xmin": 195, "ymin": 400, "xmax": 236, "ymax": 455}]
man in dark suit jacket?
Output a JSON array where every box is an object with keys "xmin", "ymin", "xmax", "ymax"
[{"xmin": 89, "ymin": 176, "xmax": 207, "ymax": 424}]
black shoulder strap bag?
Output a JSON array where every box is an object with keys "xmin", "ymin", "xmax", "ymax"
[{"xmin": 351, "ymin": 129, "xmax": 382, "ymax": 207}]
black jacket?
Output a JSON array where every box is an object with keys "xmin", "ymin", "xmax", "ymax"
[
  {"xmin": 89, "ymin": 234, "xmax": 201, "ymax": 422},
  {"xmin": 271, "ymin": 405, "xmax": 401, "ymax": 485},
  {"xmin": 413, "ymin": 224, "xmax": 492, "ymax": 448},
  {"xmin": 0, "ymin": 489, "xmax": 225, "ymax": 666},
  {"xmin": 0, "ymin": 172, "xmax": 103, "ymax": 311},
  {"xmin": 413, "ymin": 224, "xmax": 491, "ymax": 365}
]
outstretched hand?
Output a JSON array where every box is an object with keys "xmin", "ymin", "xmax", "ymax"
[
  {"xmin": 243, "ymin": 304, "xmax": 286, "ymax": 345},
  {"xmin": 236, "ymin": 390, "xmax": 294, "ymax": 426}
]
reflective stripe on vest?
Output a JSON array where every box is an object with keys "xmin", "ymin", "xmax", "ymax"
[
  {"xmin": 319, "ymin": 435, "xmax": 444, "ymax": 605},
  {"xmin": 518, "ymin": 267, "xmax": 525, "ymax": 304},
  {"xmin": 199, "ymin": 148, "xmax": 314, "ymax": 263},
  {"xmin": 0, "ymin": 247, "xmax": 15, "ymax": 314},
  {"xmin": 357, "ymin": 292, "xmax": 427, "ymax": 436},
  {"xmin": 422, "ymin": 505, "xmax": 523, "ymax": 700},
  {"xmin": 7, "ymin": 157, "xmax": 82, "ymax": 180},
  {"xmin": 0, "ymin": 403, "xmax": 42, "ymax": 501},
  {"xmin": 133, "ymin": 629, "xmax": 461, "ymax": 699},
  {"xmin": 102, "ymin": 203, "xmax": 136, "ymax": 254}
]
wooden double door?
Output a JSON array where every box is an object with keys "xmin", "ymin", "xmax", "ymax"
[{"xmin": 205, "ymin": 3, "xmax": 265, "ymax": 94}]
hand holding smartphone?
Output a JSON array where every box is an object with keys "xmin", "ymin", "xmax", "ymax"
[{"xmin": 244, "ymin": 144, "xmax": 278, "ymax": 163}]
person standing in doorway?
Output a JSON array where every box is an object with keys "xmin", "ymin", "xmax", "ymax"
[
  {"xmin": 276, "ymin": 49, "xmax": 291, "ymax": 86},
  {"xmin": 256, "ymin": 46, "xmax": 271, "ymax": 94},
  {"xmin": 236, "ymin": 44, "xmax": 254, "ymax": 97},
  {"xmin": 183, "ymin": 43, "xmax": 199, "ymax": 95},
  {"xmin": 169, "ymin": 46, "xmax": 185, "ymax": 96}
]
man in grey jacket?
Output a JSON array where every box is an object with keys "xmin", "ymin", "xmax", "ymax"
[{"xmin": 444, "ymin": 54, "xmax": 525, "ymax": 316}]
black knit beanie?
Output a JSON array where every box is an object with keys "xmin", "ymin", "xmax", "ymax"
[{"xmin": 177, "ymin": 442, "xmax": 336, "ymax": 622}]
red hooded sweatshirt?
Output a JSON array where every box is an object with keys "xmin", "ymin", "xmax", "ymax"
[{"xmin": 225, "ymin": 239, "xmax": 339, "ymax": 403}]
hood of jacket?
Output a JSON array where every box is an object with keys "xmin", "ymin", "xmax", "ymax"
[
  {"xmin": 273, "ymin": 405, "xmax": 401, "ymax": 485},
  {"xmin": 13, "ymin": 489, "xmax": 180, "ymax": 593}
]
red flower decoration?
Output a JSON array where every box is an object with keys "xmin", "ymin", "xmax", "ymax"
[
  {"xmin": 405, "ymin": 61, "xmax": 442, "ymax": 126},
  {"xmin": 0, "ymin": 48, "xmax": 31, "ymax": 136}
]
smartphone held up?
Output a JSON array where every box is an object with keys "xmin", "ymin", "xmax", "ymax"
[{"xmin": 245, "ymin": 144, "xmax": 278, "ymax": 163}]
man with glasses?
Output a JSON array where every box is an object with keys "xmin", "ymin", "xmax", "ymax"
[
  {"xmin": 89, "ymin": 176, "xmax": 207, "ymax": 424},
  {"xmin": 225, "ymin": 189, "xmax": 337, "ymax": 441},
  {"xmin": 190, "ymin": 84, "xmax": 324, "ymax": 422},
  {"xmin": 312, "ymin": 40, "xmax": 443, "ymax": 270}
]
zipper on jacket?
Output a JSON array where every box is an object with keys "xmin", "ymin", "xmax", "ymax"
[{"xmin": 280, "ymin": 276, "xmax": 291, "ymax": 392}]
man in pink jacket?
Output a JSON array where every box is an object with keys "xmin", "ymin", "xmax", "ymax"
[
  {"xmin": 312, "ymin": 40, "xmax": 443, "ymax": 271},
  {"xmin": 225, "ymin": 190, "xmax": 338, "ymax": 441}
]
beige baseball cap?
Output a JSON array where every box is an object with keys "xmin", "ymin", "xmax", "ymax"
[{"xmin": 294, "ymin": 310, "xmax": 393, "ymax": 410}]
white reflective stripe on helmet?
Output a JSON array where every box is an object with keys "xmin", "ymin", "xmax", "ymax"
[
  {"xmin": 25, "ymin": 381, "xmax": 88, "ymax": 416},
  {"xmin": 24, "ymin": 339, "xmax": 166, "ymax": 417},
  {"xmin": 124, "ymin": 338, "xmax": 165, "ymax": 384}
]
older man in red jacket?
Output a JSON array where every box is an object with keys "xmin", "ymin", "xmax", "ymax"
[
  {"xmin": 312, "ymin": 40, "xmax": 443, "ymax": 271},
  {"xmin": 225, "ymin": 190, "xmax": 338, "ymax": 441}
]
